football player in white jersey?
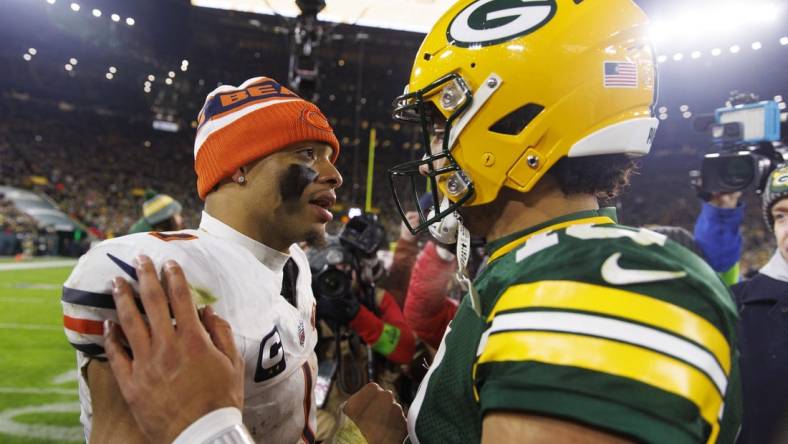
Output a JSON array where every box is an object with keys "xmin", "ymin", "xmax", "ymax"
[{"xmin": 61, "ymin": 75, "xmax": 342, "ymax": 444}]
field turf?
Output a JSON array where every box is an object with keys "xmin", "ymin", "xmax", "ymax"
[{"xmin": 0, "ymin": 261, "xmax": 83, "ymax": 443}]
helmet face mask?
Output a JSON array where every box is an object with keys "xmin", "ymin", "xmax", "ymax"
[{"xmin": 389, "ymin": 73, "xmax": 476, "ymax": 234}]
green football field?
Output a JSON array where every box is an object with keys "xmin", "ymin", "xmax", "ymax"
[{"xmin": 0, "ymin": 260, "xmax": 83, "ymax": 443}]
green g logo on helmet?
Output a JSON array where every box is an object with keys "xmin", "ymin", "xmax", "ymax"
[{"xmin": 447, "ymin": 0, "xmax": 557, "ymax": 47}]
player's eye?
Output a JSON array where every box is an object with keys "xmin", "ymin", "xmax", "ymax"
[{"xmin": 299, "ymin": 148, "xmax": 316, "ymax": 161}]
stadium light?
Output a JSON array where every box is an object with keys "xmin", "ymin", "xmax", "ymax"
[
  {"xmin": 781, "ymin": 36, "xmax": 788, "ymax": 46},
  {"xmin": 691, "ymin": 50, "xmax": 701, "ymax": 59},
  {"xmin": 23, "ymin": 54, "xmax": 32, "ymax": 61},
  {"xmin": 658, "ymin": 106, "xmax": 668, "ymax": 114},
  {"xmin": 46, "ymin": 0, "xmax": 56, "ymax": 4},
  {"xmin": 144, "ymin": 81, "xmax": 151, "ymax": 87},
  {"xmin": 165, "ymin": 78, "xmax": 173, "ymax": 85},
  {"xmin": 181, "ymin": 59, "xmax": 189, "ymax": 65},
  {"xmin": 92, "ymin": 8, "xmax": 101, "ymax": 17},
  {"xmin": 147, "ymin": 74, "xmax": 155, "ymax": 81},
  {"xmin": 111, "ymin": 13, "xmax": 120, "ymax": 22},
  {"xmin": 64, "ymin": 64, "xmax": 73, "ymax": 71},
  {"xmin": 729, "ymin": 45, "xmax": 741, "ymax": 54},
  {"xmin": 168, "ymin": 71, "xmax": 175, "ymax": 78},
  {"xmin": 683, "ymin": 111, "xmax": 692, "ymax": 119},
  {"xmin": 775, "ymin": 95, "xmax": 784, "ymax": 103},
  {"xmin": 657, "ymin": 55, "xmax": 667, "ymax": 63},
  {"xmin": 70, "ymin": 3, "xmax": 80, "ymax": 12},
  {"xmin": 680, "ymin": 105, "xmax": 689, "ymax": 112},
  {"xmin": 673, "ymin": 53, "xmax": 684, "ymax": 61},
  {"xmin": 69, "ymin": 58, "xmax": 78, "ymax": 65},
  {"xmin": 106, "ymin": 73, "xmax": 114, "ymax": 80},
  {"xmin": 181, "ymin": 64, "xmax": 188, "ymax": 72},
  {"xmin": 109, "ymin": 66, "xmax": 117, "ymax": 74},
  {"xmin": 780, "ymin": 102, "xmax": 787, "ymax": 110},
  {"xmin": 648, "ymin": 2, "xmax": 784, "ymax": 48},
  {"xmin": 711, "ymin": 48, "xmax": 722, "ymax": 56},
  {"xmin": 126, "ymin": 17, "xmax": 135, "ymax": 26},
  {"xmin": 751, "ymin": 41, "xmax": 763, "ymax": 50},
  {"xmin": 28, "ymin": 48, "xmax": 37, "ymax": 55},
  {"xmin": 659, "ymin": 113, "xmax": 668, "ymax": 121}
]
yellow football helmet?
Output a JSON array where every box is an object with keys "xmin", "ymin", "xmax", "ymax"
[{"xmin": 389, "ymin": 0, "xmax": 658, "ymax": 233}]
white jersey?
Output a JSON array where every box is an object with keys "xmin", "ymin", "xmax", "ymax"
[{"xmin": 62, "ymin": 212, "xmax": 318, "ymax": 444}]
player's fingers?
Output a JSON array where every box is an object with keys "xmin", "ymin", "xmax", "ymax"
[
  {"xmin": 103, "ymin": 320, "xmax": 134, "ymax": 398},
  {"xmin": 161, "ymin": 260, "xmax": 200, "ymax": 333},
  {"xmin": 111, "ymin": 276, "xmax": 151, "ymax": 357},
  {"xmin": 202, "ymin": 306, "xmax": 242, "ymax": 368},
  {"xmin": 134, "ymin": 255, "xmax": 174, "ymax": 339}
]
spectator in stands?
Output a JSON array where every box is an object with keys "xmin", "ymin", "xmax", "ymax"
[{"xmin": 128, "ymin": 193, "xmax": 185, "ymax": 233}]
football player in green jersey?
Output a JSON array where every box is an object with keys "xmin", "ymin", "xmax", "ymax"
[{"xmin": 385, "ymin": 0, "xmax": 742, "ymax": 443}]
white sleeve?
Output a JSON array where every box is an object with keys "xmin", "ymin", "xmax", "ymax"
[{"xmin": 172, "ymin": 407, "xmax": 254, "ymax": 444}]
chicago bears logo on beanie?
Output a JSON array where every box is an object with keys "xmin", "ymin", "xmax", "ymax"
[{"xmin": 193, "ymin": 76, "xmax": 340, "ymax": 200}]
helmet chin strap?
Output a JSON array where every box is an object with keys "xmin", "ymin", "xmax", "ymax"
[
  {"xmin": 455, "ymin": 215, "xmax": 482, "ymax": 317},
  {"xmin": 428, "ymin": 196, "xmax": 482, "ymax": 316},
  {"xmin": 428, "ymin": 197, "xmax": 460, "ymax": 243}
]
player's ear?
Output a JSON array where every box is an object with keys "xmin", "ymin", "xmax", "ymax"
[{"xmin": 231, "ymin": 167, "xmax": 246, "ymax": 185}]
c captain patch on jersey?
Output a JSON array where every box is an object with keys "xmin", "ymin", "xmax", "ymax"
[
  {"xmin": 255, "ymin": 326, "xmax": 287, "ymax": 382},
  {"xmin": 447, "ymin": 0, "xmax": 557, "ymax": 47}
]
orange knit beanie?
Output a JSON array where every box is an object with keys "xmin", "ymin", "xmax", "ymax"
[{"xmin": 193, "ymin": 76, "xmax": 340, "ymax": 200}]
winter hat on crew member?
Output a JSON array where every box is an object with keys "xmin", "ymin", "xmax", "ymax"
[
  {"xmin": 763, "ymin": 165, "xmax": 788, "ymax": 230},
  {"xmin": 193, "ymin": 76, "xmax": 340, "ymax": 200}
]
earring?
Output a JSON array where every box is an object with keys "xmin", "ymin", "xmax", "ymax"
[{"xmin": 237, "ymin": 176, "xmax": 246, "ymax": 184}]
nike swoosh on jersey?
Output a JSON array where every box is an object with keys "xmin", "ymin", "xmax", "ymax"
[{"xmin": 601, "ymin": 252, "xmax": 687, "ymax": 285}]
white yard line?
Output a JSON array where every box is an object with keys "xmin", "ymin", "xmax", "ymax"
[
  {"xmin": 0, "ymin": 260, "xmax": 77, "ymax": 271},
  {"xmin": 0, "ymin": 401, "xmax": 82, "ymax": 442}
]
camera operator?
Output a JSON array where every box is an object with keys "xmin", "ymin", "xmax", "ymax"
[
  {"xmin": 308, "ymin": 214, "xmax": 415, "ymax": 442},
  {"xmin": 693, "ymin": 191, "xmax": 744, "ymax": 286}
]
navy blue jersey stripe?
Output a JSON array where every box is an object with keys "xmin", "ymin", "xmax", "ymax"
[
  {"xmin": 62, "ymin": 287, "xmax": 115, "ymax": 309},
  {"xmin": 71, "ymin": 342, "xmax": 105, "ymax": 356}
]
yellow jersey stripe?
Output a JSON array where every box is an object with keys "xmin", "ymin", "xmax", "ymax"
[
  {"xmin": 477, "ymin": 330, "xmax": 722, "ymax": 444},
  {"xmin": 487, "ymin": 216, "xmax": 614, "ymax": 263},
  {"xmin": 488, "ymin": 281, "xmax": 731, "ymax": 373}
]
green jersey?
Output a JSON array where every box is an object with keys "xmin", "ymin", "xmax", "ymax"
[{"xmin": 407, "ymin": 209, "xmax": 741, "ymax": 444}]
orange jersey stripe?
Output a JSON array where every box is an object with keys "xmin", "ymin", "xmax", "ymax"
[{"xmin": 63, "ymin": 315, "xmax": 104, "ymax": 336}]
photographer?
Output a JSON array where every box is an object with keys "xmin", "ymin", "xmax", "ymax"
[{"xmin": 309, "ymin": 214, "xmax": 415, "ymax": 441}]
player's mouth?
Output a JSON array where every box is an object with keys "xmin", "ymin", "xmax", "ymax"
[{"xmin": 308, "ymin": 193, "xmax": 335, "ymax": 223}]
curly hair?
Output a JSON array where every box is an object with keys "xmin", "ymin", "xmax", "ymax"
[{"xmin": 547, "ymin": 154, "xmax": 639, "ymax": 199}]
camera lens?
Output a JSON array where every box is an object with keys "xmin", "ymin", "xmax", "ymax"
[
  {"xmin": 317, "ymin": 269, "xmax": 348, "ymax": 298},
  {"xmin": 720, "ymin": 156, "xmax": 753, "ymax": 188}
]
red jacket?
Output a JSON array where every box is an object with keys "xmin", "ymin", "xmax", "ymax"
[
  {"xmin": 349, "ymin": 291, "xmax": 416, "ymax": 365},
  {"xmin": 404, "ymin": 241, "xmax": 458, "ymax": 349}
]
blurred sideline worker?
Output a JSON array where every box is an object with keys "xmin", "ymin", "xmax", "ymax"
[
  {"xmin": 61, "ymin": 75, "xmax": 342, "ymax": 443},
  {"xmin": 693, "ymin": 192, "xmax": 744, "ymax": 286},
  {"xmin": 699, "ymin": 167, "xmax": 788, "ymax": 444},
  {"xmin": 381, "ymin": 0, "xmax": 741, "ymax": 442},
  {"xmin": 128, "ymin": 192, "xmax": 185, "ymax": 233},
  {"xmin": 308, "ymin": 218, "xmax": 416, "ymax": 441}
]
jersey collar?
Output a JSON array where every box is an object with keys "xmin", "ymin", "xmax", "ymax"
[
  {"xmin": 485, "ymin": 207, "xmax": 618, "ymax": 263},
  {"xmin": 198, "ymin": 211, "xmax": 290, "ymax": 272}
]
